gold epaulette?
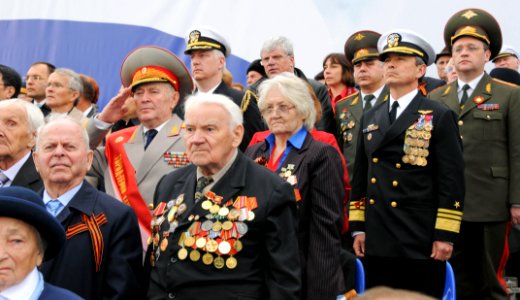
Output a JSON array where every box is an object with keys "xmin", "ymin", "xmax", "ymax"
[
  {"xmin": 434, "ymin": 208, "xmax": 463, "ymax": 233},
  {"xmin": 241, "ymin": 90, "xmax": 258, "ymax": 113},
  {"xmin": 492, "ymin": 77, "xmax": 518, "ymax": 89},
  {"xmin": 348, "ymin": 198, "xmax": 366, "ymax": 222},
  {"xmin": 429, "ymin": 83, "xmax": 450, "ymax": 96},
  {"xmin": 336, "ymin": 91, "xmax": 359, "ymax": 105}
]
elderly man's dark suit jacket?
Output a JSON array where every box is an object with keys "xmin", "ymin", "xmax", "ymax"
[
  {"xmin": 335, "ymin": 87, "xmax": 388, "ymax": 183},
  {"xmin": 148, "ymin": 152, "xmax": 301, "ymax": 300},
  {"xmin": 349, "ymin": 94, "xmax": 465, "ymax": 259},
  {"xmin": 428, "ymin": 73, "xmax": 520, "ymax": 221},
  {"xmin": 10, "ymin": 153, "xmax": 42, "ymax": 192},
  {"xmin": 246, "ymin": 134, "xmax": 345, "ymax": 300},
  {"xmin": 40, "ymin": 181, "xmax": 144, "ymax": 300},
  {"xmin": 39, "ymin": 283, "xmax": 83, "ymax": 300}
]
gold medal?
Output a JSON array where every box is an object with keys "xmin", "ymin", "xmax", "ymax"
[
  {"xmin": 153, "ymin": 233, "xmax": 160, "ymax": 246},
  {"xmin": 190, "ymin": 249, "xmax": 201, "ymax": 261},
  {"xmin": 218, "ymin": 206, "xmax": 230, "ymax": 217},
  {"xmin": 226, "ymin": 256, "xmax": 238, "ymax": 269},
  {"xmin": 184, "ymin": 236, "xmax": 195, "ymax": 247},
  {"xmin": 402, "ymin": 155, "xmax": 409, "ymax": 164},
  {"xmin": 160, "ymin": 238, "xmax": 169, "ymax": 252},
  {"xmin": 147, "ymin": 235, "xmax": 153, "ymax": 246},
  {"xmin": 212, "ymin": 221, "xmax": 222, "ymax": 231},
  {"xmin": 228, "ymin": 209, "xmax": 240, "ymax": 220},
  {"xmin": 209, "ymin": 204, "xmax": 220, "ymax": 214},
  {"xmin": 206, "ymin": 239, "xmax": 218, "ymax": 252},
  {"xmin": 222, "ymin": 221, "xmax": 233, "ymax": 231},
  {"xmin": 202, "ymin": 252, "xmax": 214, "ymax": 265},
  {"xmin": 218, "ymin": 241, "xmax": 231, "ymax": 255},
  {"xmin": 201, "ymin": 200, "xmax": 212, "ymax": 210},
  {"xmin": 178, "ymin": 247, "xmax": 188, "ymax": 260},
  {"xmin": 367, "ymin": 133, "xmax": 372, "ymax": 141},
  {"xmin": 234, "ymin": 240, "xmax": 243, "ymax": 252},
  {"xmin": 196, "ymin": 237, "xmax": 207, "ymax": 249},
  {"xmin": 214, "ymin": 256, "xmax": 225, "ymax": 269},
  {"xmin": 347, "ymin": 133, "xmax": 353, "ymax": 142}
]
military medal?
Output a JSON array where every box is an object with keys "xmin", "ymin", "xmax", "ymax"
[
  {"xmin": 184, "ymin": 236, "xmax": 195, "ymax": 247},
  {"xmin": 201, "ymin": 200, "xmax": 212, "ymax": 210},
  {"xmin": 178, "ymin": 247, "xmax": 188, "ymax": 260},
  {"xmin": 222, "ymin": 221, "xmax": 233, "ymax": 231},
  {"xmin": 196, "ymin": 237, "xmax": 207, "ymax": 249},
  {"xmin": 202, "ymin": 252, "xmax": 214, "ymax": 265},
  {"xmin": 206, "ymin": 239, "xmax": 218, "ymax": 252},
  {"xmin": 226, "ymin": 256, "xmax": 238, "ymax": 269},
  {"xmin": 218, "ymin": 241, "xmax": 231, "ymax": 255},
  {"xmin": 234, "ymin": 240, "xmax": 243, "ymax": 252},
  {"xmin": 214, "ymin": 256, "xmax": 225, "ymax": 269},
  {"xmin": 160, "ymin": 238, "xmax": 169, "ymax": 252},
  {"xmin": 190, "ymin": 249, "xmax": 201, "ymax": 262}
]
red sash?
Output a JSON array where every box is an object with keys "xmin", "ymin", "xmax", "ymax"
[{"xmin": 105, "ymin": 126, "xmax": 151, "ymax": 238}]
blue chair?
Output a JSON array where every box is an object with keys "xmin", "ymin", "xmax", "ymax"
[
  {"xmin": 355, "ymin": 258, "xmax": 366, "ymax": 294},
  {"xmin": 443, "ymin": 261, "xmax": 456, "ymax": 300}
]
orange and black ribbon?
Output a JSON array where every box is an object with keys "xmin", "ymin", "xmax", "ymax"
[{"xmin": 65, "ymin": 213, "xmax": 107, "ymax": 272}]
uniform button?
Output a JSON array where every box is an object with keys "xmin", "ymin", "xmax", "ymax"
[
  {"xmin": 486, "ymin": 115, "xmax": 491, "ymax": 120},
  {"xmin": 392, "ymin": 180, "xmax": 398, "ymax": 187},
  {"xmin": 168, "ymin": 293, "xmax": 176, "ymax": 299},
  {"xmin": 460, "ymin": 135, "xmax": 463, "ymax": 140},
  {"xmin": 372, "ymin": 157, "xmax": 379, "ymax": 163},
  {"xmin": 148, "ymin": 203, "xmax": 154, "ymax": 210},
  {"xmin": 395, "ymin": 163, "xmax": 401, "ymax": 169},
  {"xmin": 391, "ymin": 201, "xmax": 397, "ymax": 208},
  {"xmin": 369, "ymin": 199, "xmax": 375, "ymax": 205},
  {"xmin": 371, "ymin": 177, "xmax": 377, "ymax": 184},
  {"xmin": 458, "ymin": 120, "xmax": 463, "ymax": 126},
  {"xmin": 170, "ymin": 257, "xmax": 178, "ymax": 263}
]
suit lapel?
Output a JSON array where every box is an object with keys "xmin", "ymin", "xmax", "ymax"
[
  {"xmin": 56, "ymin": 181, "xmax": 96, "ymax": 223},
  {"xmin": 460, "ymin": 73, "xmax": 492, "ymax": 118},
  {"xmin": 349, "ymin": 95, "xmax": 364, "ymax": 123},
  {"xmin": 174, "ymin": 167, "xmax": 198, "ymax": 225},
  {"xmin": 437, "ymin": 82, "xmax": 461, "ymax": 114},
  {"xmin": 11, "ymin": 154, "xmax": 40, "ymax": 187},
  {"xmin": 277, "ymin": 134, "xmax": 311, "ymax": 175},
  {"xmin": 378, "ymin": 95, "xmax": 422, "ymax": 150}
]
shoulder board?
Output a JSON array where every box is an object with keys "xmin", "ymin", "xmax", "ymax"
[
  {"xmin": 491, "ymin": 78, "xmax": 518, "ymax": 89},
  {"xmin": 336, "ymin": 91, "xmax": 359, "ymax": 105},
  {"xmin": 429, "ymin": 83, "xmax": 450, "ymax": 96}
]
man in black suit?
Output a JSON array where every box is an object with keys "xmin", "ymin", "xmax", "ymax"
[
  {"xmin": 0, "ymin": 99, "xmax": 44, "ymax": 191},
  {"xmin": 33, "ymin": 117, "xmax": 144, "ymax": 300},
  {"xmin": 349, "ymin": 29, "xmax": 465, "ymax": 298},
  {"xmin": 184, "ymin": 26, "xmax": 265, "ymax": 150},
  {"xmin": 25, "ymin": 61, "xmax": 55, "ymax": 116},
  {"xmin": 147, "ymin": 93, "xmax": 300, "ymax": 300}
]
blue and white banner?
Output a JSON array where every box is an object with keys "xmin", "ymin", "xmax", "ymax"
[{"xmin": 0, "ymin": 0, "xmax": 517, "ymax": 108}]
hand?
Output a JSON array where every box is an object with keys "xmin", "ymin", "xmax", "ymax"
[
  {"xmin": 511, "ymin": 207, "xmax": 520, "ymax": 225},
  {"xmin": 353, "ymin": 234, "xmax": 365, "ymax": 257},
  {"xmin": 97, "ymin": 87, "xmax": 132, "ymax": 124},
  {"xmin": 431, "ymin": 241, "xmax": 453, "ymax": 261}
]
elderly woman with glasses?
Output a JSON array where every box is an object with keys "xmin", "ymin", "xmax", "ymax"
[{"xmin": 245, "ymin": 72, "xmax": 346, "ymax": 300}]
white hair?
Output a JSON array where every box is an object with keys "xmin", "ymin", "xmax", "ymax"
[
  {"xmin": 260, "ymin": 36, "xmax": 294, "ymax": 57},
  {"xmin": 35, "ymin": 116, "xmax": 90, "ymax": 151},
  {"xmin": 0, "ymin": 98, "xmax": 44, "ymax": 132},
  {"xmin": 257, "ymin": 72, "xmax": 316, "ymax": 130},
  {"xmin": 184, "ymin": 93, "xmax": 243, "ymax": 129}
]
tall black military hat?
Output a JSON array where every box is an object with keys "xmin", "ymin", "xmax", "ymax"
[
  {"xmin": 444, "ymin": 8, "xmax": 502, "ymax": 59},
  {"xmin": 344, "ymin": 30, "xmax": 382, "ymax": 64}
]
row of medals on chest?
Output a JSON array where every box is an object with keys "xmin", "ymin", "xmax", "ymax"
[
  {"xmin": 402, "ymin": 115, "xmax": 433, "ymax": 167},
  {"xmin": 151, "ymin": 192, "xmax": 255, "ymax": 270}
]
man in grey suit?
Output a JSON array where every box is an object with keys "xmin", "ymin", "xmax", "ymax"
[
  {"xmin": 86, "ymin": 46, "xmax": 193, "ymax": 245},
  {"xmin": 0, "ymin": 99, "xmax": 45, "ymax": 191}
]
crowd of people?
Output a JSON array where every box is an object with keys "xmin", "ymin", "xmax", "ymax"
[{"xmin": 0, "ymin": 6, "xmax": 520, "ymax": 300}]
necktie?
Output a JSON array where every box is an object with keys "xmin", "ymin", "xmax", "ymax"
[
  {"xmin": 389, "ymin": 101, "xmax": 399, "ymax": 124},
  {"xmin": 194, "ymin": 176, "xmax": 214, "ymax": 203},
  {"xmin": 144, "ymin": 129, "xmax": 158, "ymax": 150},
  {"xmin": 46, "ymin": 200, "xmax": 64, "ymax": 217},
  {"xmin": 363, "ymin": 94, "xmax": 375, "ymax": 111},
  {"xmin": 460, "ymin": 84, "xmax": 471, "ymax": 107},
  {"xmin": 0, "ymin": 171, "xmax": 9, "ymax": 187}
]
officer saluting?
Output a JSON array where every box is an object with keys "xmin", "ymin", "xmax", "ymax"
[
  {"xmin": 335, "ymin": 30, "xmax": 388, "ymax": 183},
  {"xmin": 428, "ymin": 8, "xmax": 520, "ymax": 300},
  {"xmin": 349, "ymin": 29, "xmax": 465, "ymax": 298}
]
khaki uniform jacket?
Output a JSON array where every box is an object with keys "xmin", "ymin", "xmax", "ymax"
[
  {"xmin": 428, "ymin": 73, "xmax": 520, "ymax": 222},
  {"xmin": 335, "ymin": 87, "xmax": 388, "ymax": 183}
]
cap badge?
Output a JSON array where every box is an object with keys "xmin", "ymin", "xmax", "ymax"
[
  {"xmin": 189, "ymin": 30, "xmax": 201, "ymax": 44},
  {"xmin": 461, "ymin": 9, "xmax": 478, "ymax": 19},
  {"xmin": 354, "ymin": 33, "xmax": 365, "ymax": 41},
  {"xmin": 355, "ymin": 48, "xmax": 368, "ymax": 59},
  {"xmin": 387, "ymin": 33, "xmax": 401, "ymax": 48},
  {"xmin": 141, "ymin": 67, "xmax": 147, "ymax": 74},
  {"xmin": 459, "ymin": 26, "xmax": 477, "ymax": 35}
]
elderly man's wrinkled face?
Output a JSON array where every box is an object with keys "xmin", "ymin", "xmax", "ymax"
[
  {"xmin": 33, "ymin": 120, "xmax": 93, "ymax": 190},
  {"xmin": 45, "ymin": 73, "xmax": 79, "ymax": 113},
  {"xmin": 184, "ymin": 103, "xmax": 243, "ymax": 176},
  {"xmin": 0, "ymin": 104, "xmax": 35, "ymax": 164},
  {"xmin": 494, "ymin": 55, "xmax": 520, "ymax": 71},
  {"xmin": 133, "ymin": 82, "xmax": 178, "ymax": 129},
  {"xmin": 0, "ymin": 217, "xmax": 43, "ymax": 292},
  {"xmin": 261, "ymin": 48, "xmax": 294, "ymax": 78}
]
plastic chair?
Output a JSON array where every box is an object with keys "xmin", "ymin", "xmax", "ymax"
[
  {"xmin": 355, "ymin": 258, "xmax": 366, "ymax": 294},
  {"xmin": 442, "ymin": 261, "xmax": 456, "ymax": 300}
]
